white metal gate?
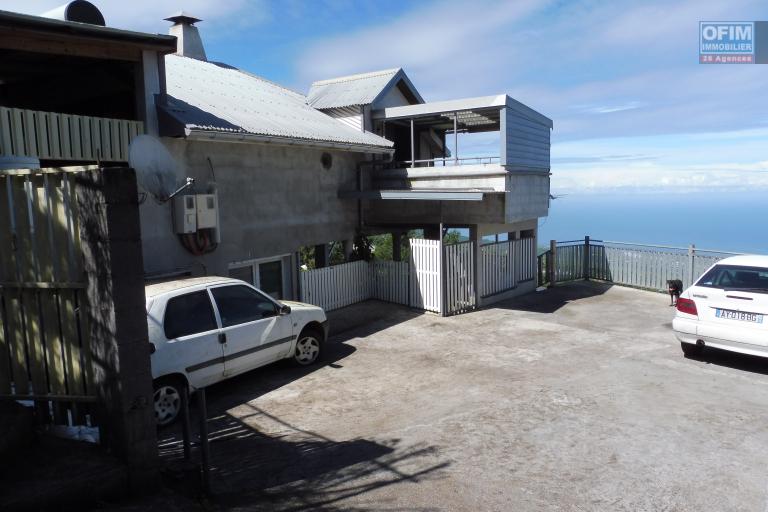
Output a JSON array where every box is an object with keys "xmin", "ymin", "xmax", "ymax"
[
  {"xmin": 409, "ymin": 239, "xmax": 442, "ymax": 314},
  {"xmin": 444, "ymin": 241, "xmax": 476, "ymax": 315}
]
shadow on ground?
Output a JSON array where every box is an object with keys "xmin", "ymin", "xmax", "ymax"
[
  {"xmin": 493, "ymin": 280, "xmax": 614, "ymax": 314},
  {"xmin": 157, "ymin": 301, "xmax": 447, "ymax": 511},
  {"xmin": 684, "ymin": 346, "xmax": 768, "ymax": 376}
]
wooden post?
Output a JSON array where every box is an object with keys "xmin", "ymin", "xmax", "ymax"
[
  {"xmin": 75, "ymin": 167, "xmax": 158, "ymax": 488},
  {"xmin": 198, "ymin": 387, "xmax": 211, "ymax": 494},
  {"xmin": 584, "ymin": 235, "xmax": 590, "ymax": 280},
  {"xmin": 548, "ymin": 239, "xmax": 557, "ymax": 288}
]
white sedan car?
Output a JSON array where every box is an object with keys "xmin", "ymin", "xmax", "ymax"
[
  {"xmin": 145, "ymin": 276, "xmax": 329, "ymax": 425},
  {"xmin": 673, "ymin": 255, "xmax": 768, "ymax": 359}
]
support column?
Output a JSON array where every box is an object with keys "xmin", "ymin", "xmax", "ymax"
[
  {"xmin": 342, "ymin": 240, "xmax": 354, "ymax": 262},
  {"xmin": 423, "ymin": 225, "xmax": 441, "ymax": 241},
  {"xmin": 392, "ymin": 232, "xmax": 403, "ymax": 262},
  {"xmin": 75, "ymin": 168, "xmax": 157, "ymax": 488},
  {"xmin": 548, "ymin": 239, "xmax": 557, "ymax": 288},
  {"xmin": 469, "ymin": 225, "xmax": 480, "ymax": 307},
  {"xmin": 454, "ymin": 111, "xmax": 458, "ymax": 165},
  {"xmin": 314, "ymin": 243, "xmax": 329, "ymax": 268},
  {"xmin": 410, "ymin": 118, "xmax": 415, "ymax": 167}
]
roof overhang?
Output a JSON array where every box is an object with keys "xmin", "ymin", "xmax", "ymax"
[
  {"xmin": 339, "ymin": 189, "xmax": 489, "ymax": 201},
  {"xmin": 185, "ymin": 128, "xmax": 394, "ymax": 154},
  {"xmin": 0, "ymin": 9, "xmax": 177, "ymax": 60},
  {"xmin": 374, "ymin": 94, "xmax": 553, "ymax": 132}
]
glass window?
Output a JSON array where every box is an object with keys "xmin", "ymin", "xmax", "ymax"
[
  {"xmin": 259, "ymin": 260, "xmax": 283, "ymax": 299},
  {"xmin": 697, "ymin": 264, "xmax": 768, "ymax": 291},
  {"xmin": 228, "ymin": 265, "xmax": 254, "ymax": 285},
  {"xmin": 164, "ymin": 291, "xmax": 218, "ymax": 339},
  {"xmin": 211, "ymin": 285, "xmax": 277, "ymax": 327}
]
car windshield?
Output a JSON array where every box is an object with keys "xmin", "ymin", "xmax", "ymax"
[{"xmin": 696, "ymin": 264, "xmax": 768, "ymax": 292}]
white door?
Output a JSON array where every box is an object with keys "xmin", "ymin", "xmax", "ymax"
[
  {"xmin": 160, "ymin": 290, "xmax": 224, "ymax": 388},
  {"xmin": 209, "ymin": 284, "xmax": 293, "ymax": 377}
]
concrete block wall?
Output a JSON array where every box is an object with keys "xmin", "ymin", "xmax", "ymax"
[{"xmin": 139, "ymin": 139, "xmax": 368, "ymax": 282}]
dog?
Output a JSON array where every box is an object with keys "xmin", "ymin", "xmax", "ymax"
[{"xmin": 667, "ymin": 279, "xmax": 683, "ymax": 306}]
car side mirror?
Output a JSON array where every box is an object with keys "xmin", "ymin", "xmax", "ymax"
[{"xmin": 279, "ymin": 304, "xmax": 291, "ymax": 316}]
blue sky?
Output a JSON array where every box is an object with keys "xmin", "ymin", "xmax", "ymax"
[{"xmin": 8, "ymin": 0, "xmax": 768, "ymax": 193}]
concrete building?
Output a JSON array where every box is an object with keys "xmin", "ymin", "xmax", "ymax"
[{"xmin": 0, "ymin": 3, "xmax": 552, "ymax": 302}]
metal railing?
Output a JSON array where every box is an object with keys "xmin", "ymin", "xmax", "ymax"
[
  {"xmin": 398, "ymin": 155, "xmax": 501, "ymax": 168},
  {"xmin": 537, "ymin": 237, "xmax": 744, "ymax": 291}
]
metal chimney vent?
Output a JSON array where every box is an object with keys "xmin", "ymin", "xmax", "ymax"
[
  {"xmin": 41, "ymin": 1, "xmax": 106, "ymax": 26},
  {"xmin": 165, "ymin": 11, "xmax": 207, "ymax": 61}
]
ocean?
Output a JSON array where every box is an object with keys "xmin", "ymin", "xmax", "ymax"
[{"xmin": 537, "ymin": 191, "xmax": 768, "ymax": 254}]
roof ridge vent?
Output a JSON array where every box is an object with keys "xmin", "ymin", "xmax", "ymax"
[{"xmin": 165, "ymin": 11, "xmax": 207, "ymax": 61}]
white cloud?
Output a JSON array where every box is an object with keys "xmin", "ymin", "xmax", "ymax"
[{"xmin": 552, "ymin": 128, "xmax": 768, "ymax": 193}]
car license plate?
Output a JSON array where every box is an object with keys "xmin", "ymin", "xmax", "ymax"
[{"xmin": 715, "ymin": 308, "xmax": 764, "ymax": 323}]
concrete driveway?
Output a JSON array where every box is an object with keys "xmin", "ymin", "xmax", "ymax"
[{"xmin": 159, "ymin": 282, "xmax": 768, "ymax": 511}]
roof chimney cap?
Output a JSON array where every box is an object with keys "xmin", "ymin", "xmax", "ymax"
[
  {"xmin": 165, "ymin": 11, "xmax": 207, "ymax": 61},
  {"xmin": 164, "ymin": 12, "xmax": 202, "ymax": 25}
]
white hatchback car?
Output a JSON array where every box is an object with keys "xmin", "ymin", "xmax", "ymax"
[
  {"xmin": 673, "ymin": 255, "xmax": 768, "ymax": 359},
  {"xmin": 145, "ymin": 276, "xmax": 328, "ymax": 425}
]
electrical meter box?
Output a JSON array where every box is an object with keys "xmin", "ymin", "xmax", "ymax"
[
  {"xmin": 173, "ymin": 195, "xmax": 197, "ymax": 234},
  {"xmin": 196, "ymin": 194, "xmax": 218, "ymax": 229}
]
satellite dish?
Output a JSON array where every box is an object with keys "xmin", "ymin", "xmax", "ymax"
[{"xmin": 129, "ymin": 135, "xmax": 180, "ymax": 202}]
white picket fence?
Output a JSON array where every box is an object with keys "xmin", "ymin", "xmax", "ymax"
[
  {"xmin": 479, "ymin": 238, "xmax": 536, "ymax": 298},
  {"xmin": 409, "ymin": 239, "xmax": 442, "ymax": 314},
  {"xmin": 372, "ymin": 260, "xmax": 410, "ymax": 304},
  {"xmin": 445, "ymin": 241, "xmax": 475, "ymax": 314},
  {"xmin": 299, "ymin": 260, "xmax": 372, "ymax": 311}
]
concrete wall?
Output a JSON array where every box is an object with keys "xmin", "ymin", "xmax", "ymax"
[
  {"xmin": 365, "ymin": 194, "xmax": 507, "ymax": 226},
  {"xmin": 505, "ymin": 172, "xmax": 550, "ymax": 223},
  {"xmin": 139, "ymin": 138, "xmax": 367, "ymax": 290}
]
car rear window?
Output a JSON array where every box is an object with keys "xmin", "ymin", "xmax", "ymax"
[
  {"xmin": 164, "ymin": 291, "xmax": 218, "ymax": 339},
  {"xmin": 696, "ymin": 264, "xmax": 768, "ymax": 291}
]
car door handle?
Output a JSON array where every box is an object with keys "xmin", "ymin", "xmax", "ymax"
[{"xmin": 218, "ymin": 332, "xmax": 227, "ymax": 344}]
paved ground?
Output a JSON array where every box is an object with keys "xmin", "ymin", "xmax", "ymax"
[{"xmin": 158, "ymin": 282, "xmax": 768, "ymax": 511}]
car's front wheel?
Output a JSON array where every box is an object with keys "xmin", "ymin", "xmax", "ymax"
[
  {"xmin": 153, "ymin": 376, "xmax": 186, "ymax": 427},
  {"xmin": 293, "ymin": 328, "xmax": 323, "ymax": 366},
  {"xmin": 681, "ymin": 341, "xmax": 703, "ymax": 358}
]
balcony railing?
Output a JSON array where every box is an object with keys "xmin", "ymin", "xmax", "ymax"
[
  {"xmin": 0, "ymin": 107, "xmax": 143, "ymax": 163},
  {"xmin": 398, "ymin": 156, "xmax": 501, "ymax": 168}
]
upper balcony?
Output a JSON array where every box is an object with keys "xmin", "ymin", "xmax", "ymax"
[
  {"xmin": 0, "ymin": 9, "xmax": 176, "ymax": 167},
  {"xmin": 370, "ymin": 94, "xmax": 552, "ymax": 193}
]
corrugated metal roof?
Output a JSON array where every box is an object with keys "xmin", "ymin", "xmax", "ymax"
[
  {"xmin": 162, "ymin": 56, "xmax": 393, "ymax": 151},
  {"xmin": 307, "ymin": 68, "xmax": 420, "ymax": 109}
]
